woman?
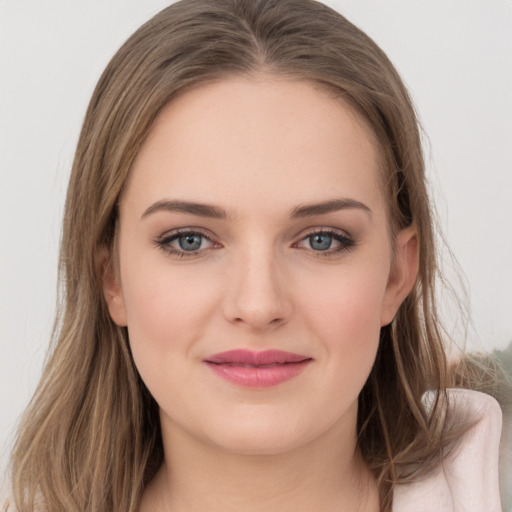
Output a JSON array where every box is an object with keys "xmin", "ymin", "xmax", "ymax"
[{"xmin": 5, "ymin": 0, "xmax": 505, "ymax": 510}]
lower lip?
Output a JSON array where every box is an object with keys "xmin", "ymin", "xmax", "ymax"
[{"xmin": 205, "ymin": 360, "xmax": 311, "ymax": 388}]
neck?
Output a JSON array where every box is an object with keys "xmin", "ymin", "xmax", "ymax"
[{"xmin": 141, "ymin": 411, "xmax": 379, "ymax": 512}]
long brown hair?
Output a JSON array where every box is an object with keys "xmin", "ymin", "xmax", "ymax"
[{"xmin": 8, "ymin": 1, "xmax": 465, "ymax": 510}]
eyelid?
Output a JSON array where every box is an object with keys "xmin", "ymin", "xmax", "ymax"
[{"xmin": 296, "ymin": 225, "xmax": 352, "ymax": 238}]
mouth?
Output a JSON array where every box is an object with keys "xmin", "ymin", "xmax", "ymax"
[{"xmin": 204, "ymin": 349, "xmax": 313, "ymax": 388}]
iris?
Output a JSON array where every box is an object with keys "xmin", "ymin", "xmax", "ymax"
[
  {"xmin": 179, "ymin": 234, "xmax": 203, "ymax": 251},
  {"xmin": 309, "ymin": 233, "xmax": 332, "ymax": 251}
]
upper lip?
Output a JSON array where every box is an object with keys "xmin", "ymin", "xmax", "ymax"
[{"xmin": 205, "ymin": 349, "xmax": 312, "ymax": 366}]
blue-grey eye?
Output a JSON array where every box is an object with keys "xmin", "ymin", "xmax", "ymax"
[
  {"xmin": 309, "ymin": 233, "xmax": 333, "ymax": 251},
  {"xmin": 178, "ymin": 233, "xmax": 203, "ymax": 251},
  {"xmin": 156, "ymin": 230, "xmax": 217, "ymax": 256}
]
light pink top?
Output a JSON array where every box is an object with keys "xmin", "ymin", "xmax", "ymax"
[{"xmin": 393, "ymin": 389, "xmax": 504, "ymax": 512}]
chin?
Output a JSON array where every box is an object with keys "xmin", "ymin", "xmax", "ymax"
[{"xmin": 200, "ymin": 410, "xmax": 327, "ymax": 457}]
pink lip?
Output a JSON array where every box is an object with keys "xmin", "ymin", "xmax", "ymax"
[{"xmin": 204, "ymin": 350, "xmax": 312, "ymax": 388}]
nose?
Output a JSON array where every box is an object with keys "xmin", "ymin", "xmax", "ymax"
[{"xmin": 222, "ymin": 247, "xmax": 293, "ymax": 331}]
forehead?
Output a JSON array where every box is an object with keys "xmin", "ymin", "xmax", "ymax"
[{"xmin": 122, "ymin": 77, "xmax": 385, "ymax": 221}]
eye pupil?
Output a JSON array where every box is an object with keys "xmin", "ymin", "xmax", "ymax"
[
  {"xmin": 179, "ymin": 234, "xmax": 202, "ymax": 251},
  {"xmin": 309, "ymin": 233, "xmax": 332, "ymax": 251}
]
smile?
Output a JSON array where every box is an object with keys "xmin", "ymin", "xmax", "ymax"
[{"xmin": 204, "ymin": 349, "xmax": 313, "ymax": 388}]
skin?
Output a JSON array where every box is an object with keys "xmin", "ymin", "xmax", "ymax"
[{"xmin": 103, "ymin": 76, "xmax": 418, "ymax": 512}]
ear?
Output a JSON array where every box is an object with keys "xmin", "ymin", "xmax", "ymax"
[
  {"xmin": 97, "ymin": 246, "xmax": 128, "ymax": 327},
  {"xmin": 380, "ymin": 226, "xmax": 419, "ymax": 326}
]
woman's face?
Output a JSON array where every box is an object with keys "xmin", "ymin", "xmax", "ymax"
[{"xmin": 104, "ymin": 77, "xmax": 417, "ymax": 456}]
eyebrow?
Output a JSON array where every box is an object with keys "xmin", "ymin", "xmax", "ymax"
[
  {"xmin": 289, "ymin": 198, "xmax": 372, "ymax": 218},
  {"xmin": 141, "ymin": 198, "xmax": 371, "ymax": 220},
  {"xmin": 141, "ymin": 200, "xmax": 228, "ymax": 219}
]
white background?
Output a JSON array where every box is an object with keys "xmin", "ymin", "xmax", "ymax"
[{"xmin": 1, "ymin": 0, "xmax": 511, "ymax": 474}]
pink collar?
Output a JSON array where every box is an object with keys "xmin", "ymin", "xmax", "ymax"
[{"xmin": 393, "ymin": 389, "xmax": 503, "ymax": 512}]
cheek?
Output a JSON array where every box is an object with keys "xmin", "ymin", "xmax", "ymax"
[
  {"xmin": 299, "ymin": 263, "xmax": 388, "ymax": 372},
  {"xmin": 119, "ymin": 257, "xmax": 220, "ymax": 378}
]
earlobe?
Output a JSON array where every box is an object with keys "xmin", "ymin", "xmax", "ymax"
[
  {"xmin": 380, "ymin": 227, "xmax": 419, "ymax": 326},
  {"xmin": 97, "ymin": 247, "xmax": 128, "ymax": 327}
]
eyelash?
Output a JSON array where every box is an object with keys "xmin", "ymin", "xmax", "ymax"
[{"xmin": 154, "ymin": 227, "xmax": 356, "ymax": 259}]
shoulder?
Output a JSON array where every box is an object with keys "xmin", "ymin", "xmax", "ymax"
[{"xmin": 393, "ymin": 388, "xmax": 504, "ymax": 512}]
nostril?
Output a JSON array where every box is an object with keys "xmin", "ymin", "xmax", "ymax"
[{"xmin": 231, "ymin": 315, "xmax": 285, "ymax": 328}]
